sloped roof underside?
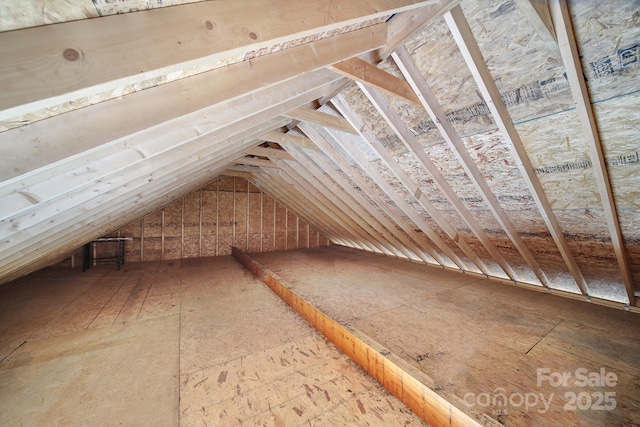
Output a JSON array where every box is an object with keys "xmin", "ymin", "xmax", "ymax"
[{"xmin": 0, "ymin": 0, "xmax": 638, "ymax": 308}]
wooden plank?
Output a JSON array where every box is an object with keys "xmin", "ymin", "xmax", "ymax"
[
  {"xmin": 231, "ymin": 248, "xmax": 482, "ymax": 427},
  {"xmin": 222, "ymin": 171, "xmax": 257, "ymax": 179},
  {"xmin": 383, "ymin": 0, "xmax": 460, "ymax": 58},
  {"xmin": 331, "ymin": 57, "xmax": 420, "ymax": 105},
  {"xmin": 305, "ymin": 118, "xmax": 467, "ymax": 270},
  {"xmin": 443, "ymin": 7, "xmax": 591, "ymax": 296},
  {"xmin": 549, "ymin": 0, "xmax": 635, "ymax": 305},
  {"xmin": 234, "ymin": 157, "xmax": 279, "ymax": 168},
  {"xmin": 318, "ymin": 0, "xmax": 459, "ymax": 105},
  {"xmin": 243, "ymin": 146, "xmax": 295, "ymax": 160},
  {"xmin": 282, "ymin": 143, "xmax": 428, "ymax": 263},
  {"xmin": 332, "ymin": 92, "xmax": 490, "ymax": 276},
  {"xmin": 253, "ymin": 178, "xmax": 352, "ymax": 249},
  {"xmin": 298, "ymin": 122, "xmax": 444, "ymax": 266},
  {"xmin": 284, "ymin": 107, "xmax": 358, "ymax": 134},
  {"xmin": 274, "ymin": 154, "xmax": 410, "ymax": 258},
  {"xmin": 261, "ymin": 131, "xmax": 318, "ymax": 149},
  {"xmin": 340, "ymin": 82, "xmax": 517, "ymax": 280},
  {"xmin": 0, "ymin": 0, "xmax": 438, "ymax": 120},
  {"xmin": 269, "ymin": 164, "xmax": 389, "ymax": 255},
  {"xmin": 0, "ymin": 25, "xmax": 385, "ymax": 182},
  {"xmin": 391, "ymin": 38, "xmax": 551, "ymax": 289}
]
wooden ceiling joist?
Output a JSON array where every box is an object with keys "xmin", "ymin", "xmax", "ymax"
[
  {"xmin": 344, "ymin": 85, "xmax": 517, "ymax": 280},
  {"xmin": 296, "ymin": 124, "xmax": 443, "ymax": 266},
  {"xmin": 441, "ymin": 8, "xmax": 591, "ymax": 296},
  {"xmin": 284, "ymin": 107, "xmax": 358, "ymax": 134},
  {"xmin": 549, "ymin": 0, "xmax": 636, "ymax": 305},
  {"xmin": 333, "ymin": 93, "xmax": 489, "ymax": 276},
  {"xmin": 331, "ymin": 57, "xmax": 421, "ymax": 105},
  {"xmin": 261, "ymin": 131, "xmax": 318, "ymax": 149},
  {"xmin": 0, "ymin": 0, "xmax": 439, "ymax": 121},
  {"xmin": 243, "ymin": 146, "xmax": 295, "ymax": 160}
]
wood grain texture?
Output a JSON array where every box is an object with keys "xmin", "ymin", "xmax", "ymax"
[{"xmin": 232, "ymin": 248, "xmax": 484, "ymax": 427}]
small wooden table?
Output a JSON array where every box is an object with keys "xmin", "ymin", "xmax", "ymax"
[{"xmin": 82, "ymin": 237, "xmax": 133, "ymax": 272}]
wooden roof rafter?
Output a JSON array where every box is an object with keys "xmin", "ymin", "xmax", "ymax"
[
  {"xmin": 0, "ymin": 0, "xmax": 440, "ymax": 122},
  {"xmin": 305, "ymin": 117, "xmax": 467, "ymax": 270},
  {"xmin": 549, "ymin": 0, "xmax": 636, "ymax": 306},
  {"xmin": 296, "ymin": 123, "xmax": 443, "ymax": 266},
  {"xmin": 390, "ymin": 41, "xmax": 552, "ymax": 290},
  {"xmin": 273, "ymin": 158, "xmax": 405, "ymax": 257},
  {"xmin": 297, "ymin": 122, "xmax": 444, "ymax": 265},
  {"xmin": 332, "ymin": 93, "xmax": 490, "ymax": 276},
  {"xmin": 342, "ymin": 83, "xmax": 517, "ymax": 281},
  {"xmin": 442, "ymin": 4, "xmax": 592, "ymax": 297},
  {"xmin": 275, "ymin": 144, "xmax": 421, "ymax": 260}
]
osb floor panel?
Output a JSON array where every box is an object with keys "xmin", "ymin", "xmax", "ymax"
[
  {"xmin": 250, "ymin": 246, "xmax": 640, "ymax": 427},
  {"xmin": 0, "ymin": 257, "xmax": 424, "ymax": 426}
]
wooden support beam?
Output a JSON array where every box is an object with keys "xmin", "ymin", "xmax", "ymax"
[
  {"xmin": 391, "ymin": 43, "xmax": 551, "ymax": 288},
  {"xmin": 270, "ymin": 163, "xmax": 389, "ymax": 255},
  {"xmin": 317, "ymin": 0, "xmax": 460, "ymax": 105},
  {"xmin": 333, "ymin": 92, "xmax": 490, "ymax": 276},
  {"xmin": 275, "ymin": 150, "xmax": 413, "ymax": 259},
  {"xmin": 284, "ymin": 107, "xmax": 357, "ymax": 134},
  {"xmin": 232, "ymin": 249, "xmax": 483, "ymax": 427},
  {"xmin": 383, "ymin": 0, "xmax": 460, "ymax": 58},
  {"xmin": 235, "ymin": 157, "xmax": 279, "ymax": 168},
  {"xmin": 261, "ymin": 131, "xmax": 318, "ymax": 149},
  {"xmin": 295, "ymin": 124, "xmax": 442, "ymax": 266},
  {"xmin": 0, "ymin": 0, "xmax": 439, "ymax": 121},
  {"xmin": 222, "ymin": 171, "xmax": 257, "ymax": 179},
  {"xmin": 443, "ymin": 7, "xmax": 590, "ymax": 296},
  {"xmin": 549, "ymin": 0, "xmax": 635, "ymax": 305},
  {"xmin": 0, "ymin": 25, "xmax": 384, "ymax": 181},
  {"xmin": 305, "ymin": 117, "xmax": 467, "ymax": 270},
  {"xmin": 283, "ymin": 142, "xmax": 431, "ymax": 263},
  {"xmin": 341, "ymin": 86, "xmax": 516, "ymax": 280},
  {"xmin": 243, "ymin": 146, "xmax": 295, "ymax": 160},
  {"xmin": 331, "ymin": 57, "xmax": 420, "ymax": 105}
]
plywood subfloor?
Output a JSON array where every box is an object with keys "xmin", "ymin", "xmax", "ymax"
[
  {"xmin": 250, "ymin": 246, "xmax": 640, "ymax": 427},
  {"xmin": 0, "ymin": 257, "xmax": 424, "ymax": 426}
]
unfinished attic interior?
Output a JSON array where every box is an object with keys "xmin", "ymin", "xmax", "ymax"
[{"xmin": 1, "ymin": 0, "xmax": 639, "ymax": 425}]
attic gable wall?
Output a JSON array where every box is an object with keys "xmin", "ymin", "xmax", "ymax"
[{"xmin": 56, "ymin": 176, "xmax": 330, "ymax": 268}]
